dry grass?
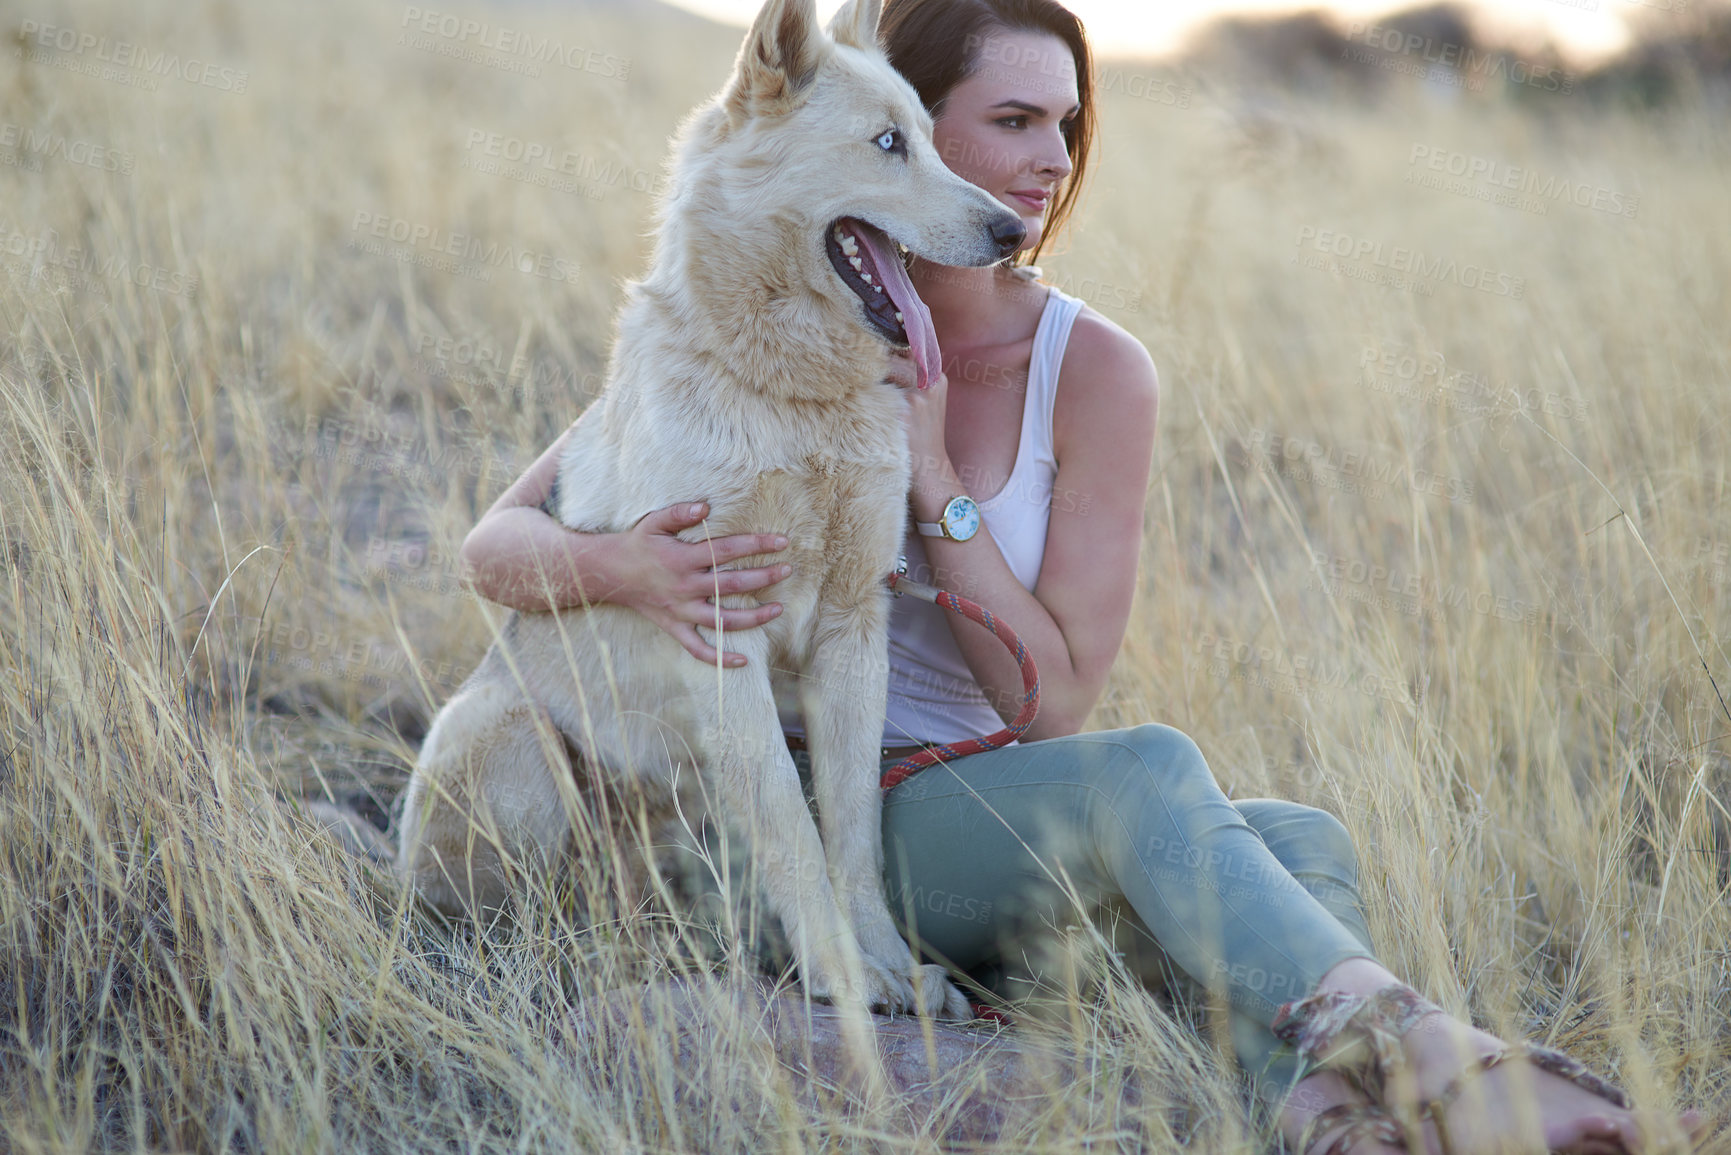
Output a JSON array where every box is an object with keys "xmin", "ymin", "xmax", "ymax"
[{"xmin": 1, "ymin": 0, "xmax": 1728, "ymax": 1150}]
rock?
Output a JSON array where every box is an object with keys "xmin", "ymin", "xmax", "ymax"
[{"xmin": 565, "ymin": 976, "xmax": 1116, "ymax": 1145}]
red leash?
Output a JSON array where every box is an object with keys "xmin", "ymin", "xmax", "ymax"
[{"xmin": 879, "ymin": 563, "xmax": 1040, "ymax": 791}]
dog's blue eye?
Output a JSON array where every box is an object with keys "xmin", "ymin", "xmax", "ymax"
[{"xmin": 876, "ymin": 128, "xmax": 905, "ymax": 158}]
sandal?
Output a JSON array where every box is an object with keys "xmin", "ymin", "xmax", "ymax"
[
  {"xmin": 1292, "ymin": 1101, "xmax": 1408, "ymax": 1155},
  {"xmin": 1273, "ymin": 984, "xmax": 1637, "ymax": 1155},
  {"xmin": 1417, "ymin": 1041, "xmax": 1632, "ymax": 1155},
  {"xmin": 1271, "ymin": 984, "xmax": 1447, "ymax": 1090}
]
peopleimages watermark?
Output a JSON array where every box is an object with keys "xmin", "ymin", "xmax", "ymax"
[
  {"xmin": 909, "ymin": 451, "xmax": 1096, "ymax": 519},
  {"xmin": 965, "ymin": 30, "xmax": 1073, "ymax": 83},
  {"xmin": 0, "ymin": 224, "xmax": 199, "ymax": 299},
  {"xmin": 1140, "ymin": 834, "xmax": 1358, "ymax": 915},
  {"xmin": 461, "ymin": 129, "xmax": 666, "ymax": 202},
  {"xmin": 15, "ymin": 20, "xmax": 249, "ymax": 93},
  {"xmin": 397, "ymin": 7, "xmax": 630, "ymax": 81},
  {"xmin": 968, "ymin": 60, "xmax": 1075, "ymax": 100},
  {"xmin": 266, "ymin": 412, "xmax": 518, "ymax": 488},
  {"xmin": 962, "ymin": 31, "xmax": 1194, "ymax": 107},
  {"xmin": 348, "ymin": 211, "xmax": 580, "ymax": 285},
  {"xmin": 1696, "ymin": 538, "xmax": 1729, "ymax": 587},
  {"xmin": 1341, "ymin": 21, "xmax": 1576, "ymax": 95},
  {"xmin": 779, "ymin": 635, "xmax": 1028, "ymax": 726},
  {"xmin": 1304, "ymin": 548, "xmax": 1546, "ymax": 627},
  {"xmin": 1341, "ymin": 40, "xmax": 1490, "ymax": 93},
  {"xmin": 1097, "ymin": 66, "xmax": 1192, "ymax": 109},
  {"xmin": 260, "ymin": 619, "xmax": 463, "ymax": 692},
  {"xmin": 900, "ymin": 884, "xmax": 993, "ymax": 926},
  {"xmin": 413, "ymin": 331, "xmax": 606, "ymax": 404},
  {"xmin": 940, "ymin": 351, "xmax": 1027, "ymax": 396},
  {"xmin": 1294, "ymin": 226, "xmax": 1525, "ymax": 299},
  {"xmin": 1406, "ymin": 144, "xmax": 1638, "ymax": 220},
  {"xmin": 1238, "ymin": 427, "xmax": 1477, "ymax": 505},
  {"xmin": 1358, "ymin": 345, "xmax": 1590, "ymax": 425},
  {"xmin": 1192, "ymin": 631, "xmax": 1414, "ymax": 706},
  {"xmin": 937, "ymin": 138, "xmax": 1053, "ymax": 183},
  {"xmin": 0, "ymin": 122, "xmax": 134, "ymax": 176},
  {"xmin": 363, "ymin": 536, "xmax": 483, "ymax": 603}
]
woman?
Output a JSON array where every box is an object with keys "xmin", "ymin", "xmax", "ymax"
[{"xmin": 456, "ymin": 2, "xmax": 1696, "ymax": 1152}]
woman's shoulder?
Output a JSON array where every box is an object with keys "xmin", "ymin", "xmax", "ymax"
[{"xmin": 1050, "ymin": 300, "xmax": 1159, "ymax": 438}]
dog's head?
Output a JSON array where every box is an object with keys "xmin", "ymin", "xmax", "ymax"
[{"xmin": 692, "ymin": 0, "xmax": 1025, "ymax": 391}]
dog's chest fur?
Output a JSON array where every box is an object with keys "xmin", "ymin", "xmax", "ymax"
[
  {"xmin": 717, "ymin": 446, "xmax": 907, "ymax": 648},
  {"xmin": 561, "ymin": 368, "xmax": 911, "ymax": 668}
]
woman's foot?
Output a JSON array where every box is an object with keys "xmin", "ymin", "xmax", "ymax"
[
  {"xmin": 1289, "ymin": 960, "xmax": 1706, "ymax": 1155},
  {"xmin": 1396, "ymin": 1012, "xmax": 1705, "ymax": 1155},
  {"xmin": 1281, "ymin": 1069, "xmax": 1412, "ymax": 1155}
]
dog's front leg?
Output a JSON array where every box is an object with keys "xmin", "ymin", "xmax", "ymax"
[
  {"xmin": 689, "ymin": 646, "xmax": 905, "ymax": 1013},
  {"xmin": 802, "ymin": 614, "xmax": 972, "ymax": 1019}
]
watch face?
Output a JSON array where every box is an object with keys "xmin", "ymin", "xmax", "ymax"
[{"xmin": 944, "ymin": 496, "xmax": 981, "ymax": 541}]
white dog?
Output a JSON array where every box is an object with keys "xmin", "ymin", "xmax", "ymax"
[{"xmin": 397, "ymin": 0, "xmax": 1024, "ymax": 1018}]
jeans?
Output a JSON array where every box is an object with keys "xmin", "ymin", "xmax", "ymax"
[{"xmin": 865, "ymin": 723, "xmax": 1379, "ymax": 1097}]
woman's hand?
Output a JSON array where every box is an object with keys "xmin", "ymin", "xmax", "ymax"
[
  {"xmin": 610, "ymin": 502, "xmax": 792, "ymax": 668},
  {"xmin": 458, "ymin": 418, "xmax": 791, "ymax": 668},
  {"xmin": 886, "ymin": 349, "xmax": 965, "ymax": 523}
]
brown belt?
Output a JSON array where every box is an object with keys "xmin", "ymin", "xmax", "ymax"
[{"xmin": 784, "ymin": 733, "xmax": 928, "ymax": 762}]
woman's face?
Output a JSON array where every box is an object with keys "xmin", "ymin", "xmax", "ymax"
[{"xmin": 930, "ymin": 28, "xmax": 1079, "ymax": 255}]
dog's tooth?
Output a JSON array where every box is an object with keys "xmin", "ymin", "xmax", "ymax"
[
  {"xmin": 860, "ymin": 272, "xmax": 875, "ymax": 286},
  {"xmin": 841, "ymin": 237, "xmax": 859, "ymax": 256},
  {"xmin": 895, "ymin": 311, "xmax": 904, "ymax": 322},
  {"xmin": 849, "ymin": 256, "xmax": 864, "ymax": 272}
]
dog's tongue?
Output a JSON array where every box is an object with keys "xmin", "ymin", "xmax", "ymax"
[{"xmin": 856, "ymin": 226, "xmax": 941, "ymax": 391}]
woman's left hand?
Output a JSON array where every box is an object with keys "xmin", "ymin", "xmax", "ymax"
[{"xmin": 886, "ymin": 349, "xmax": 961, "ymax": 518}]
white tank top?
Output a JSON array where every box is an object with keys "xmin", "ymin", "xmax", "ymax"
[
  {"xmin": 880, "ymin": 284, "xmax": 1085, "ymax": 746},
  {"xmin": 777, "ymin": 284, "xmax": 1085, "ymax": 747}
]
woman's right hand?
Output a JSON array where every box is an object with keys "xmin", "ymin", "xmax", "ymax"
[
  {"xmin": 457, "ymin": 416, "xmax": 791, "ymax": 668},
  {"xmin": 611, "ymin": 501, "xmax": 792, "ymax": 668}
]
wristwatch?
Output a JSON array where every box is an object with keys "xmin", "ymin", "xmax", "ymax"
[{"xmin": 915, "ymin": 495, "xmax": 981, "ymax": 542}]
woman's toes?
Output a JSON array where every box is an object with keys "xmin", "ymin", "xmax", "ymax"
[{"xmin": 1544, "ymin": 1112, "xmax": 1623, "ymax": 1154}]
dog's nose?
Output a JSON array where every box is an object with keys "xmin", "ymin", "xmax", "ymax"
[{"xmin": 990, "ymin": 215, "xmax": 1027, "ymax": 257}]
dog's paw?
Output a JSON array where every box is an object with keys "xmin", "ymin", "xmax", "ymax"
[
  {"xmin": 852, "ymin": 934, "xmax": 972, "ymax": 1019},
  {"xmin": 913, "ymin": 964, "xmax": 975, "ymax": 1021},
  {"xmin": 810, "ymin": 960, "xmax": 973, "ymax": 1020},
  {"xmin": 803, "ymin": 950, "xmax": 917, "ymax": 1016},
  {"xmin": 857, "ymin": 954, "xmax": 920, "ymax": 1015}
]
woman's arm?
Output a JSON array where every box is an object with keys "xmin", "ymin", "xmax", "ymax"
[
  {"xmin": 458, "ymin": 408, "xmax": 793, "ymax": 667},
  {"xmin": 899, "ymin": 312, "xmax": 1159, "ymax": 738}
]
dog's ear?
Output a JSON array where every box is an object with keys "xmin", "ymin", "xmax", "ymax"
[
  {"xmin": 725, "ymin": 0, "xmax": 826, "ymax": 121},
  {"xmin": 826, "ymin": 0, "xmax": 882, "ymax": 52}
]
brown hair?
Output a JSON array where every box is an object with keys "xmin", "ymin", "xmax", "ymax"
[{"xmin": 879, "ymin": 0, "xmax": 1096, "ymax": 267}]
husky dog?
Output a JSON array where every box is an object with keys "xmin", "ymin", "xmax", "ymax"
[{"xmin": 398, "ymin": 0, "xmax": 1024, "ymax": 1018}]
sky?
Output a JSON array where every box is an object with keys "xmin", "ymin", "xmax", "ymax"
[{"xmin": 658, "ymin": 0, "xmax": 1651, "ymax": 66}]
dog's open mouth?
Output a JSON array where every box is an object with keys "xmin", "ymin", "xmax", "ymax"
[{"xmin": 826, "ymin": 217, "xmax": 942, "ymax": 391}]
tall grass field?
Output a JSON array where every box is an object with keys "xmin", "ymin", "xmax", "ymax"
[{"xmin": 1, "ymin": 0, "xmax": 1727, "ymax": 1150}]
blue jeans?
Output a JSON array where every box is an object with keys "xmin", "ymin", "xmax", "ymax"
[{"xmin": 870, "ymin": 723, "xmax": 1378, "ymax": 1096}]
